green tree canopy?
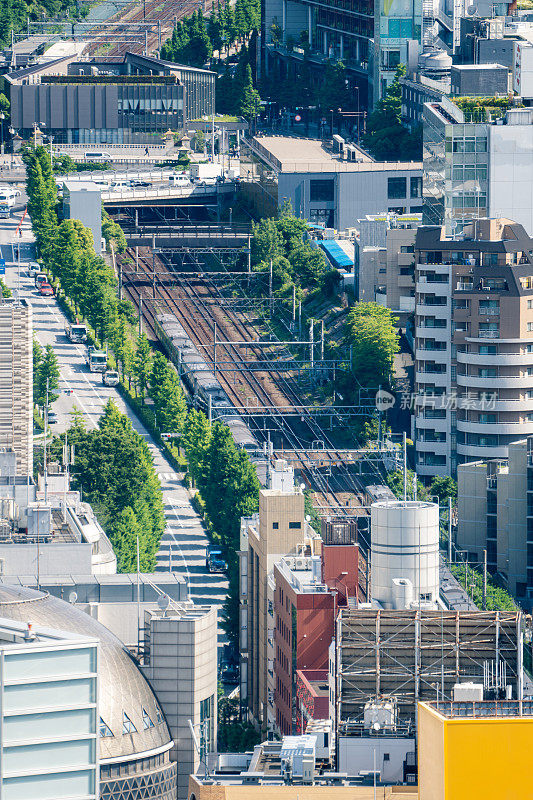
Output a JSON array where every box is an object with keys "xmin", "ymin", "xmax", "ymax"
[
  {"xmin": 346, "ymin": 303, "xmax": 400, "ymax": 387},
  {"xmin": 36, "ymin": 344, "xmax": 60, "ymax": 407},
  {"xmin": 362, "ymin": 65, "xmax": 422, "ymax": 160}
]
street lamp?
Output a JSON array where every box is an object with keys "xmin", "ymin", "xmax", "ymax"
[{"xmin": 0, "ymin": 112, "xmax": 5, "ymax": 157}]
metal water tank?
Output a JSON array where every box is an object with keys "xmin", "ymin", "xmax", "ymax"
[{"xmin": 370, "ymin": 501, "xmax": 439, "ymax": 608}]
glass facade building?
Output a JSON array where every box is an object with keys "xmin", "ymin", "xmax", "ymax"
[{"xmin": 7, "ymin": 52, "xmax": 215, "ymax": 146}]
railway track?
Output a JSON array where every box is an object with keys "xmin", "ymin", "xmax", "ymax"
[
  {"xmin": 86, "ymin": 0, "xmax": 210, "ymax": 58},
  {"xmin": 121, "ymin": 249, "xmax": 381, "ymax": 540}
]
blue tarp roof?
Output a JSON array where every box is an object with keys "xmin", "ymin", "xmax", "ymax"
[{"xmin": 319, "ymin": 239, "xmax": 354, "ymax": 269}]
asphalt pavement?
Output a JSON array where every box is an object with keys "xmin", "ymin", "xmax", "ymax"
[{"xmin": 0, "ymin": 204, "xmax": 229, "ymax": 629}]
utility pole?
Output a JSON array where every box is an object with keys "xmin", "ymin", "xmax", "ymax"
[
  {"xmin": 138, "ymin": 295, "xmax": 143, "ymax": 336},
  {"xmin": 309, "ymin": 320, "xmax": 314, "ymax": 367},
  {"xmin": 213, "ymin": 322, "xmax": 217, "ymax": 372},
  {"xmin": 401, "ymin": 431, "xmax": 408, "ymax": 501},
  {"xmin": 292, "ymin": 285, "xmax": 296, "ymax": 328},
  {"xmin": 448, "ymin": 495, "xmax": 453, "ymax": 564},
  {"xmin": 320, "ymin": 319, "xmax": 324, "ymax": 360},
  {"xmin": 269, "ymin": 259, "xmax": 273, "ymax": 313},
  {"xmin": 298, "ymin": 301, "xmax": 302, "ymax": 337},
  {"xmin": 482, "ymin": 548, "xmax": 487, "ymax": 610},
  {"xmin": 44, "ymin": 379, "xmax": 49, "ymax": 505},
  {"xmin": 247, "ymin": 234, "xmax": 251, "ymax": 275}
]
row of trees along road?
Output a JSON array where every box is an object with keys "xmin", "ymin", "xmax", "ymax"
[
  {"xmin": 23, "ymin": 145, "xmax": 174, "ymax": 571},
  {"xmin": 24, "ymin": 145, "xmax": 262, "ymax": 625},
  {"xmin": 46, "ymin": 402, "xmax": 165, "ymax": 572},
  {"xmin": 182, "ymin": 410, "xmax": 260, "ymax": 649}
]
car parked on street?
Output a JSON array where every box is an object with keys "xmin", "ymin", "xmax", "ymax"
[{"xmin": 39, "ymin": 282, "xmax": 54, "ymax": 296}]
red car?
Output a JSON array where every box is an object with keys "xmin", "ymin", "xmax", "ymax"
[{"xmin": 39, "ymin": 282, "xmax": 54, "ymax": 296}]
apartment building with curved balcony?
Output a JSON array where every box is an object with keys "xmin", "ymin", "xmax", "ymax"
[{"xmin": 414, "ymin": 217, "xmax": 533, "ymax": 477}]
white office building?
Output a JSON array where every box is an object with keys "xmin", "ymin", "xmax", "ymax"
[
  {"xmin": 424, "ymin": 101, "xmax": 533, "ymax": 238},
  {"xmin": 0, "ymin": 609, "xmax": 99, "ymax": 800},
  {"xmin": 0, "ymin": 584, "xmax": 178, "ymax": 800}
]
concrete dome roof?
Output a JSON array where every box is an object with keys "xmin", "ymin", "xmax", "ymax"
[{"xmin": 0, "ymin": 584, "xmax": 172, "ymax": 761}]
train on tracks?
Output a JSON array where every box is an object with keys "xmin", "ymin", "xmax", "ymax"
[{"xmin": 154, "ymin": 312, "xmax": 263, "ymax": 460}]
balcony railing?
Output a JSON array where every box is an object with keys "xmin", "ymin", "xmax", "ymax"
[
  {"xmin": 478, "ymin": 330, "xmax": 499, "ymax": 339},
  {"xmin": 479, "ymin": 307, "xmax": 500, "ymax": 316}
]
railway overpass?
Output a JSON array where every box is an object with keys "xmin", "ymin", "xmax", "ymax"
[
  {"xmin": 124, "ymin": 222, "xmax": 251, "ymax": 250},
  {"xmin": 102, "ymin": 182, "xmax": 236, "ymax": 208}
]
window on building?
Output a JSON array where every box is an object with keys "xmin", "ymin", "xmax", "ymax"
[
  {"xmin": 100, "ymin": 718, "xmax": 114, "ymax": 738},
  {"xmin": 528, "ymin": 323, "xmax": 533, "ymax": 332},
  {"xmin": 410, "ymin": 177, "xmax": 422, "ymax": 198},
  {"xmin": 273, "ymin": 522, "xmax": 279, "ymax": 529},
  {"xmin": 309, "ymin": 179, "xmax": 334, "ymax": 202},
  {"xmin": 142, "ymin": 708, "xmax": 155, "ymax": 730},
  {"xmin": 528, "ymin": 300, "xmax": 533, "ymax": 309},
  {"xmin": 388, "ymin": 177, "xmax": 406, "ymax": 199},
  {"xmin": 122, "ymin": 712, "xmax": 137, "ymax": 735},
  {"xmin": 288, "ymin": 522, "xmax": 301, "ymax": 529}
]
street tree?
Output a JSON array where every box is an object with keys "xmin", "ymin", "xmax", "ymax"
[
  {"xmin": 133, "ymin": 333, "xmax": 152, "ymax": 402},
  {"xmin": 157, "ymin": 373, "xmax": 187, "ymax": 435},
  {"xmin": 36, "ymin": 344, "xmax": 60, "ymax": 407},
  {"xmin": 181, "ymin": 409, "xmax": 211, "ymax": 486}
]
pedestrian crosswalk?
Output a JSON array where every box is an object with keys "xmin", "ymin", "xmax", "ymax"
[{"xmin": 158, "ymin": 472, "xmax": 181, "ymax": 483}]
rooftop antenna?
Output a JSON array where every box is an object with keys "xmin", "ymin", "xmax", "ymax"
[{"xmin": 188, "ymin": 719, "xmax": 210, "ymax": 779}]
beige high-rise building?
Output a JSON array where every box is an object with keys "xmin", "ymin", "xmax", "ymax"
[
  {"xmin": 414, "ymin": 218, "xmax": 533, "ymax": 477},
  {"xmin": 457, "ymin": 438, "xmax": 531, "ymax": 598},
  {"xmin": 239, "ymin": 481, "xmax": 321, "ymax": 734},
  {"xmin": 0, "ymin": 299, "xmax": 32, "ymax": 476}
]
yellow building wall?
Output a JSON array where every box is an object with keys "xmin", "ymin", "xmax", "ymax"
[
  {"xmin": 418, "ymin": 702, "xmax": 533, "ymax": 800},
  {"xmin": 418, "ymin": 703, "xmax": 445, "ymax": 800}
]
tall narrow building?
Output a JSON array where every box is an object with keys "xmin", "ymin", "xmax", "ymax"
[
  {"xmin": 0, "ymin": 299, "xmax": 33, "ymax": 476},
  {"xmin": 414, "ymin": 218, "xmax": 533, "ymax": 477}
]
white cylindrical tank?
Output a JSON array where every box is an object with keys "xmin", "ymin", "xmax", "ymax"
[{"xmin": 370, "ymin": 501, "xmax": 439, "ymax": 608}]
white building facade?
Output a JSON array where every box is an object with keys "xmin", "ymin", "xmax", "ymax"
[{"xmin": 0, "ymin": 616, "xmax": 98, "ymax": 800}]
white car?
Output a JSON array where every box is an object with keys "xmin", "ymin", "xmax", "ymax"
[{"xmin": 27, "ymin": 262, "xmax": 41, "ymax": 277}]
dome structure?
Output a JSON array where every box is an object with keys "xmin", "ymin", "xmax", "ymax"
[{"xmin": 0, "ymin": 584, "xmax": 172, "ymax": 762}]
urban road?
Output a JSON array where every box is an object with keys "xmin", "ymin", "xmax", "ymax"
[{"xmin": 0, "ymin": 204, "xmax": 229, "ymax": 640}]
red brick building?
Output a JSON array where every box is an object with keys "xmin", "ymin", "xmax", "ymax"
[
  {"xmin": 273, "ymin": 543, "xmax": 363, "ymax": 736},
  {"xmin": 295, "ymin": 669, "xmax": 329, "ymax": 734}
]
